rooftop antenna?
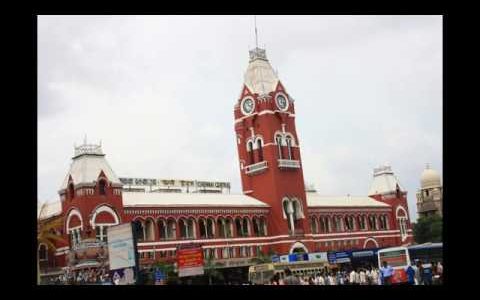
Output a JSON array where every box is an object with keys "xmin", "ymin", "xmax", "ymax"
[{"xmin": 254, "ymin": 15, "xmax": 259, "ymax": 49}]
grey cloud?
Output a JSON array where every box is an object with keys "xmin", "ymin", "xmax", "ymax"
[{"xmin": 38, "ymin": 16, "xmax": 442, "ymax": 221}]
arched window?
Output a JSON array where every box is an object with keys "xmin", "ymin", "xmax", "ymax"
[
  {"xmin": 275, "ymin": 134, "xmax": 283, "ymax": 159},
  {"xmin": 319, "ymin": 216, "xmax": 326, "ymax": 233},
  {"xmin": 357, "ymin": 215, "xmax": 365, "ymax": 230},
  {"xmin": 247, "ymin": 141, "xmax": 254, "ymax": 165},
  {"xmin": 199, "ymin": 218, "xmax": 207, "ymax": 239},
  {"xmin": 217, "ymin": 218, "xmax": 225, "ymax": 238},
  {"xmin": 38, "ymin": 244, "xmax": 48, "ymax": 261},
  {"xmin": 252, "ymin": 217, "xmax": 260, "ymax": 237},
  {"xmin": 368, "ymin": 215, "xmax": 377, "ymax": 231},
  {"xmin": 225, "ymin": 218, "xmax": 233, "ymax": 238},
  {"xmin": 242, "ymin": 217, "xmax": 250, "ymax": 237},
  {"xmin": 311, "ymin": 216, "xmax": 318, "ymax": 234},
  {"xmin": 207, "ymin": 218, "xmax": 215, "ymax": 238},
  {"xmin": 145, "ymin": 219, "xmax": 155, "ymax": 241},
  {"xmin": 99, "ymin": 180, "xmax": 107, "ymax": 195},
  {"xmin": 335, "ymin": 216, "xmax": 343, "ymax": 232},
  {"xmin": 133, "ymin": 220, "xmax": 145, "ymax": 241},
  {"xmin": 396, "ymin": 207, "xmax": 408, "ymax": 241},
  {"xmin": 235, "ymin": 217, "xmax": 244, "ymax": 237},
  {"xmin": 257, "ymin": 138, "xmax": 264, "ymax": 162},
  {"xmin": 259, "ymin": 217, "xmax": 267, "ymax": 236},
  {"xmin": 158, "ymin": 219, "xmax": 167, "ymax": 240},
  {"xmin": 285, "ymin": 136, "xmax": 294, "ymax": 160},
  {"xmin": 166, "ymin": 218, "xmax": 176, "ymax": 240}
]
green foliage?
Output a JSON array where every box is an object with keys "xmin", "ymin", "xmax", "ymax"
[{"xmin": 413, "ymin": 215, "xmax": 442, "ymax": 244}]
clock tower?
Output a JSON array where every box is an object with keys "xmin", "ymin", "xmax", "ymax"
[{"xmin": 234, "ymin": 47, "xmax": 311, "ymax": 254}]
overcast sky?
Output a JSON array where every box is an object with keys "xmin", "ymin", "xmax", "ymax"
[{"xmin": 38, "ymin": 15, "xmax": 442, "ymax": 221}]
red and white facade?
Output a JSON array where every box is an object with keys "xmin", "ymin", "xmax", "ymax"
[{"xmin": 38, "ymin": 47, "xmax": 413, "ymax": 275}]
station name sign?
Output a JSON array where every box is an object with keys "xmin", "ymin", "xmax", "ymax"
[{"xmin": 119, "ymin": 177, "xmax": 230, "ymax": 189}]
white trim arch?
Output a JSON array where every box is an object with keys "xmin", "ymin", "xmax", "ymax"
[
  {"xmin": 90, "ymin": 204, "xmax": 120, "ymax": 227},
  {"xmin": 284, "ymin": 132, "xmax": 296, "ymax": 147},
  {"xmin": 396, "ymin": 206, "xmax": 408, "ymax": 219},
  {"xmin": 289, "ymin": 241, "xmax": 309, "ymax": 254},
  {"xmin": 66, "ymin": 208, "xmax": 83, "ymax": 231},
  {"xmin": 363, "ymin": 237, "xmax": 379, "ymax": 249}
]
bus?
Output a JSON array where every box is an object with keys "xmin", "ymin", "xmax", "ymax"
[
  {"xmin": 377, "ymin": 243, "xmax": 443, "ymax": 284},
  {"xmin": 248, "ymin": 261, "xmax": 334, "ymax": 285}
]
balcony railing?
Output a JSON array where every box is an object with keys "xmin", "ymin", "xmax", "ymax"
[
  {"xmin": 245, "ymin": 161, "xmax": 268, "ymax": 175},
  {"xmin": 278, "ymin": 159, "xmax": 301, "ymax": 169}
]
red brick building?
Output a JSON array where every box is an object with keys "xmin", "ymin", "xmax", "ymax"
[{"xmin": 37, "ymin": 47, "xmax": 413, "ymax": 278}]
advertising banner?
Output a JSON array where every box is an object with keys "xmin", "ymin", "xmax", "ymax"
[
  {"xmin": 308, "ymin": 252, "xmax": 328, "ymax": 262},
  {"xmin": 107, "ymin": 223, "xmax": 136, "ymax": 271},
  {"xmin": 177, "ymin": 246, "xmax": 204, "ymax": 277},
  {"xmin": 279, "ymin": 255, "xmax": 289, "ymax": 263}
]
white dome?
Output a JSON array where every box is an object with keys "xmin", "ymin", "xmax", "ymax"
[{"xmin": 421, "ymin": 164, "xmax": 441, "ymax": 189}]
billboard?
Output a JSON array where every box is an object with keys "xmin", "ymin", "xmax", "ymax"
[
  {"xmin": 177, "ymin": 245, "xmax": 204, "ymax": 277},
  {"xmin": 107, "ymin": 223, "xmax": 137, "ymax": 271},
  {"xmin": 308, "ymin": 252, "xmax": 328, "ymax": 262}
]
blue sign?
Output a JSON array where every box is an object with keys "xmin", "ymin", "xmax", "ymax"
[
  {"xmin": 288, "ymin": 254, "xmax": 298, "ymax": 262},
  {"xmin": 271, "ymin": 255, "xmax": 280, "ymax": 263},
  {"xmin": 327, "ymin": 252, "xmax": 337, "ymax": 264}
]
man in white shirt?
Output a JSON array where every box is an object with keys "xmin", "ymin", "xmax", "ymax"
[
  {"xmin": 349, "ymin": 269, "xmax": 357, "ymax": 285},
  {"xmin": 359, "ymin": 269, "xmax": 367, "ymax": 285}
]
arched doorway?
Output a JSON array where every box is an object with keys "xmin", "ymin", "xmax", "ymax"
[{"xmin": 289, "ymin": 242, "xmax": 309, "ymax": 254}]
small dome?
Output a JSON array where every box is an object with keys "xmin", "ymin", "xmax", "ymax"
[{"xmin": 421, "ymin": 164, "xmax": 441, "ymax": 189}]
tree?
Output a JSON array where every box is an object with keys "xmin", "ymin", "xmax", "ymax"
[
  {"xmin": 203, "ymin": 257, "xmax": 224, "ymax": 285},
  {"xmin": 413, "ymin": 215, "xmax": 442, "ymax": 244},
  {"xmin": 37, "ymin": 217, "xmax": 65, "ymax": 284}
]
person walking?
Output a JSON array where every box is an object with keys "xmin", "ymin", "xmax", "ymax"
[
  {"xmin": 283, "ymin": 268, "xmax": 300, "ymax": 285},
  {"xmin": 405, "ymin": 263, "xmax": 416, "ymax": 285},
  {"xmin": 359, "ymin": 269, "xmax": 367, "ymax": 285},
  {"xmin": 349, "ymin": 269, "xmax": 357, "ymax": 285},
  {"xmin": 380, "ymin": 261, "xmax": 394, "ymax": 285}
]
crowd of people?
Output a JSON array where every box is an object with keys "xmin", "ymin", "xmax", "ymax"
[
  {"xmin": 267, "ymin": 266, "xmax": 382, "ymax": 285},
  {"xmin": 267, "ymin": 260, "xmax": 443, "ymax": 285},
  {"xmin": 47, "ymin": 267, "xmax": 112, "ymax": 285}
]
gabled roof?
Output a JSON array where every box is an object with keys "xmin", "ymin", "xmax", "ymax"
[
  {"xmin": 244, "ymin": 47, "xmax": 279, "ymax": 96},
  {"xmin": 306, "ymin": 192, "xmax": 390, "ymax": 208},
  {"xmin": 122, "ymin": 192, "xmax": 269, "ymax": 208},
  {"xmin": 38, "ymin": 201, "xmax": 62, "ymax": 220},
  {"xmin": 59, "ymin": 153, "xmax": 122, "ymax": 191}
]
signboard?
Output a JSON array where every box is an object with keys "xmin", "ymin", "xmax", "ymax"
[
  {"xmin": 287, "ymin": 253, "xmax": 309, "ymax": 262},
  {"xmin": 334, "ymin": 251, "xmax": 351, "ymax": 263},
  {"xmin": 328, "ymin": 251, "xmax": 351, "ymax": 264},
  {"xmin": 107, "ymin": 223, "xmax": 136, "ymax": 271},
  {"xmin": 119, "ymin": 177, "xmax": 230, "ymax": 189},
  {"xmin": 279, "ymin": 255, "xmax": 289, "ymax": 263},
  {"xmin": 177, "ymin": 246, "xmax": 204, "ymax": 277},
  {"xmin": 352, "ymin": 250, "xmax": 375, "ymax": 258},
  {"xmin": 308, "ymin": 252, "xmax": 328, "ymax": 262},
  {"xmin": 271, "ymin": 255, "xmax": 280, "ymax": 263},
  {"xmin": 327, "ymin": 252, "xmax": 337, "ymax": 264}
]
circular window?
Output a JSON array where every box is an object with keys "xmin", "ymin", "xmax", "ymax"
[
  {"xmin": 275, "ymin": 94, "xmax": 289, "ymax": 111},
  {"xmin": 240, "ymin": 97, "xmax": 255, "ymax": 115}
]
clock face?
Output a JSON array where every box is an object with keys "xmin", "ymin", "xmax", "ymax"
[
  {"xmin": 241, "ymin": 98, "xmax": 255, "ymax": 115},
  {"xmin": 276, "ymin": 94, "xmax": 288, "ymax": 111}
]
